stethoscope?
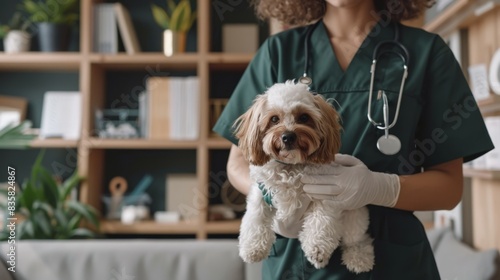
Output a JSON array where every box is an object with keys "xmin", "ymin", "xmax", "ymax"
[{"xmin": 299, "ymin": 20, "xmax": 409, "ymax": 155}]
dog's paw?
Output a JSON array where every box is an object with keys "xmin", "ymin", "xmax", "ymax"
[
  {"xmin": 303, "ymin": 246, "xmax": 332, "ymax": 269},
  {"xmin": 239, "ymin": 248, "xmax": 269, "ymax": 263},
  {"xmin": 341, "ymin": 242, "xmax": 374, "ymax": 274}
]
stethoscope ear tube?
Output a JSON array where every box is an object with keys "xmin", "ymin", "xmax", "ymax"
[{"xmin": 300, "ymin": 21, "xmax": 322, "ymax": 86}]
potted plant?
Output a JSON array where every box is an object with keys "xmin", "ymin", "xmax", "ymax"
[
  {"xmin": 0, "ymin": 12, "xmax": 32, "ymax": 53},
  {"xmin": 21, "ymin": 0, "xmax": 79, "ymax": 52},
  {"xmin": 151, "ymin": 0, "xmax": 197, "ymax": 56},
  {"xmin": 0, "ymin": 150, "xmax": 100, "ymax": 240}
]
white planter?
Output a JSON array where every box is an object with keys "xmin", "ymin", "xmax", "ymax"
[{"xmin": 4, "ymin": 30, "xmax": 30, "ymax": 53}]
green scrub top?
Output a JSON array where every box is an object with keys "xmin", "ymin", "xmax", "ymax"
[{"xmin": 213, "ymin": 20, "xmax": 494, "ymax": 280}]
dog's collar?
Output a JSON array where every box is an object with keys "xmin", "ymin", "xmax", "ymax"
[{"xmin": 274, "ymin": 159, "xmax": 292, "ymax": 165}]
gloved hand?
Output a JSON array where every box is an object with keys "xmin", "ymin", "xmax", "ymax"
[{"xmin": 301, "ymin": 154, "xmax": 401, "ymax": 210}]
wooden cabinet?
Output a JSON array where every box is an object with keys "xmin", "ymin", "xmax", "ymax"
[{"xmin": 0, "ymin": 0, "xmax": 263, "ymax": 239}]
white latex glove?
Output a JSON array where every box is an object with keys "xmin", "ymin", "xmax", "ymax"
[
  {"xmin": 301, "ymin": 154, "xmax": 401, "ymax": 210},
  {"xmin": 272, "ymin": 194, "xmax": 312, "ymax": 239}
]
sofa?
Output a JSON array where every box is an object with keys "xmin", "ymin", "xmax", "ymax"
[
  {"xmin": 0, "ymin": 240, "xmax": 261, "ymax": 280},
  {"xmin": 1, "ymin": 228, "xmax": 498, "ymax": 280}
]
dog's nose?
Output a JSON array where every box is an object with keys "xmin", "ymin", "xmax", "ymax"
[{"xmin": 281, "ymin": 132, "xmax": 297, "ymax": 145}]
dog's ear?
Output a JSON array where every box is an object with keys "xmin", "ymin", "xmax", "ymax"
[
  {"xmin": 309, "ymin": 95, "xmax": 342, "ymax": 163},
  {"xmin": 233, "ymin": 95, "xmax": 270, "ymax": 166}
]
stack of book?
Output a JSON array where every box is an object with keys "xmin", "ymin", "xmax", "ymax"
[
  {"xmin": 93, "ymin": 3, "xmax": 141, "ymax": 54},
  {"xmin": 140, "ymin": 76, "xmax": 199, "ymax": 140}
]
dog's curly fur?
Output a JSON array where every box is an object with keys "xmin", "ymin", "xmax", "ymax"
[{"xmin": 234, "ymin": 81, "xmax": 374, "ymax": 272}]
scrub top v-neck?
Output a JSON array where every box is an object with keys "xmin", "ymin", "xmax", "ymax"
[{"xmin": 213, "ymin": 19, "xmax": 494, "ymax": 280}]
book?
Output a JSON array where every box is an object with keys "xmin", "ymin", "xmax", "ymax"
[
  {"xmin": 184, "ymin": 77, "xmax": 199, "ymax": 140},
  {"xmin": 40, "ymin": 92, "xmax": 82, "ymax": 140},
  {"xmin": 114, "ymin": 3, "xmax": 141, "ymax": 54},
  {"xmin": 146, "ymin": 77, "xmax": 170, "ymax": 139},
  {"xmin": 169, "ymin": 77, "xmax": 183, "ymax": 140},
  {"xmin": 93, "ymin": 4, "xmax": 118, "ymax": 53},
  {"xmin": 144, "ymin": 76, "xmax": 200, "ymax": 140},
  {"xmin": 93, "ymin": 3, "xmax": 141, "ymax": 54}
]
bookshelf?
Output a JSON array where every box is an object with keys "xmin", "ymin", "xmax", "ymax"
[
  {"xmin": 0, "ymin": 0, "xmax": 256, "ymax": 239},
  {"xmin": 425, "ymin": 5, "xmax": 500, "ymax": 251}
]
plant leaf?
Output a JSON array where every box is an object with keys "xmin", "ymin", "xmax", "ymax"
[
  {"xmin": 66, "ymin": 201, "xmax": 99, "ymax": 228},
  {"xmin": 170, "ymin": 0, "xmax": 189, "ymax": 31},
  {"xmin": 151, "ymin": 4, "xmax": 169, "ymax": 29},
  {"xmin": 19, "ymin": 220, "xmax": 34, "ymax": 239},
  {"xmin": 178, "ymin": 0, "xmax": 192, "ymax": 32},
  {"xmin": 22, "ymin": 0, "xmax": 41, "ymax": 14},
  {"xmin": 54, "ymin": 208, "xmax": 69, "ymax": 231},
  {"xmin": 68, "ymin": 214, "xmax": 82, "ymax": 230},
  {"xmin": 166, "ymin": 0, "xmax": 176, "ymax": 14},
  {"xmin": 19, "ymin": 180, "xmax": 37, "ymax": 213},
  {"xmin": 33, "ymin": 201, "xmax": 54, "ymax": 217},
  {"xmin": 33, "ymin": 211, "xmax": 52, "ymax": 238},
  {"xmin": 188, "ymin": 13, "xmax": 197, "ymax": 31},
  {"xmin": 30, "ymin": 149, "xmax": 46, "ymax": 188},
  {"xmin": 38, "ymin": 168, "xmax": 59, "ymax": 208},
  {"xmin": 60, "ymin": 171, "xmax": 81, "ymax": 201}
]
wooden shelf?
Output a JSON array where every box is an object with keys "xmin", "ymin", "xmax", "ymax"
[
  {"xmin": 206, "ymin": 137, "xmax": 232, "ymax": 149},
  {"xmin": 208, "ymin": 53, "xmax": 253, "ymax": 63},
  {"xmin": 208, "ymin": 53, "xmax": 253, "ymax": 70},
  {"xmin": 30, "ymin": 138, "xmax": 79, "ymax": 148},
  {"xmin": 91, "ymin": 53, "xmax": 200, "ymax": 69},
  {"xmin": 423, "ymin": 0, "xmax": 500, "ymax": 36},
  {"xmin": 85, "ymin": 138, "xmax": 199, "ymax": 149},
  {"xmin": 205, "ymin": 220, "xmax": 241, "ymax": 234},
  {"xmin": 0, "ymin": 52, "xmax": 82, "ymax": 70},
  {"xmin": 100, "ymin": 220, "xmax": 199, "ymax": 234},
  {"xmin": 463, "ymin": 168, "xmax": 500, "ymax": 180}
]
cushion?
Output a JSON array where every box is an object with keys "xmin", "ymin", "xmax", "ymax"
[{"xmin": 434, "ymin": 229, "xmax": 499, "ymax": 280}]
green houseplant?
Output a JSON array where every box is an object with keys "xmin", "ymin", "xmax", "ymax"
[
  {"xmin": 0, "ymin": 150, "xmax": 99, "ymax": 240},
  {"xmin": 0, "ymin": 12, "xmax": 32, "ymax": 53},
  {"xmin": 21, "ymin": 0, "xmax": 79, "ymax": 52},
  {"xmin": 151, "ymin": 0, "xmax": 197, "ymax": 56}
]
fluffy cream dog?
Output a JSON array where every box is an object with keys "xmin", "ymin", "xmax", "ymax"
[{"xmin": 234, "ymin": 81, "xmax": 374, "ymax": 273}]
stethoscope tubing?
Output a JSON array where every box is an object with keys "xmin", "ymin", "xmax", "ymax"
[{"xmin": 300, "ymin": 20, "xmax": 410, "ymax": 155}]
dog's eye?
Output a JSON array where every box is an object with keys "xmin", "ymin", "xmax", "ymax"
[
  {"xmin": 298, "ymin": 114, "xmax": 310, "ymax": 123},
  {"xmin": 270, "ymin": 116, "xmax": 279, "ymax": 123}
]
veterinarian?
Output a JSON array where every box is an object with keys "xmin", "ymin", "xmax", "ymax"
[{"xmin": 213, "ymin": 0, "xmax": 494, "ymax": 279}]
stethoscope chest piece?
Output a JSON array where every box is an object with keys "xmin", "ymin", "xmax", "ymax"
[{"xmin": 377, "ymin": 134, "xmax": 401, "ymax": 156}]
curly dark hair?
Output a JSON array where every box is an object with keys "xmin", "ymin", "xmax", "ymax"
[{"xmin": 250, "ymin": 0, "xmax": 434, "ymax": 25}]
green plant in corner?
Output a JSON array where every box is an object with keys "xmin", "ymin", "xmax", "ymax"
[
  {"xmin": 0, "ymin": 150, "xmax": 100, "ymax": 240},
  {"xmin": 151, "ymin": 0, "xmax": 197, "ymax": 32}
]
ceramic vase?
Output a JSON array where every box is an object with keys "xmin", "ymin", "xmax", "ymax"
[{"xmin": 4, "ymin": 30, "xmax": 30, "ymax": 53}]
